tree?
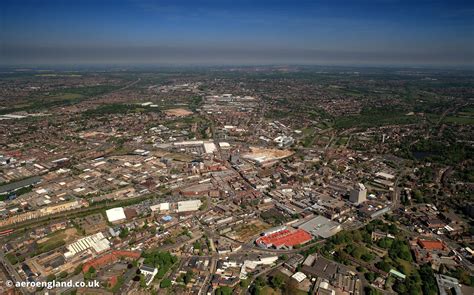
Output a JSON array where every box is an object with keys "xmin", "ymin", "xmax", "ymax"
[
  {"xmin": 393, "ymin": 281, "xmax": 408, "ymax": 294},
  {"xmin": 240, "ymin": 279, "xmax": 249, "ymax": 289},
  {"xmin": 142, "ymin": 250, "xmax": 178, "ymax": 279},
  {"xmin": 140, "ymin": 275, "xmax": 147, "ymax": 288},
  {"xmin": 377, "ymin": 237, "xmax": 394, "ymax": 249},
  {"xmin": 361, "ymin": 253, "xmax": 374, "ymax": 262},
  {"xmin": 193, "ymin": 241, "xmax": 202, "ymax": 250},
  {"xmin": 389, "ymin": 240, "xmax": 412, "ymax": 262},
  {"xmin": 270, "ymin": 275, "xmax": 285, "ymax": 289},
  {"xmin": 250, "ymin": 278, "xmax": 265, "ymax": 295},
  {"xmin": 364, "ymin": 286, "xmax": 382, "ymax": 295},
  {"xmin": 73, "ymin": 264, "xmax": 83, "ymax": 275},
  {"xmin": 365, "ymin": 272, "xmax": 376, "ymax": 283},
  {"xmin": 160, "ymin": 278, "xmax": 172, "ymax": 288},
  {"xmin": 46, "ymin": 274, "xmax": 56, "ymax": 282},
  {"xmin": 58, "ymin": 271, "xmax": 68, "ymax": 279},
  {"xmin": 183, "ymin": 270, "xmax": 194, "ymax": 284},
  {"xmin": 375, "ymin": 260, "xmax": 391, "ymax": 272},
  {"xmin": 419, "ymin": 264, "xmax": 438, "ymax": 295},
  {"xmin": 119, "ymin": 227, "xmax": 129, "ymax": 239},
  {"xmin": 84, "ymin": 266, "xmax": 96, "ymax": 280},
  {"xmin": 215, "ymin": 286, "xmax": 233, "ymax": 295},
  {"xmin": 279, "ymin": 254, "xmax": 288, "ymax": 261}
]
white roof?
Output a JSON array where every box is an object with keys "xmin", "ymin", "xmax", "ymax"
[
  {"xmin": 177, "ymin": 200, "xmax": 202, "ymax": 212},
  {"xmin": 291, "ymin": 272, "xmax": 307, "ymax": 282},
  {"xmin": 173, "ymin": 140, "xmax": 204, "ymax": 146},
  {"xmin": 150, "ymin": 202, "xmax": 170, "ymax": 212},
  {"xmin": 219, "ymin": 142, "xmax": 231, "ymax": 148},
  {"xmin": 204, "ymin": 142, "xmax": 217, "ymax": 154},
  {"xmin": 106, "ymin": 207, "xmax": 126, "ymax": 222},
  {"xmin": 375, "ymin": 172, "xmax": 395, "ymax": 179},
  {"xmin": 65, "ymin": 232, "xmax": 110, "ymax": 257}
]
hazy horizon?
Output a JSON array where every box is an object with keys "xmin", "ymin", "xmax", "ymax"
[{"xmin": 1, "ymin": 0, "xmax": 473, "ymax": 66}]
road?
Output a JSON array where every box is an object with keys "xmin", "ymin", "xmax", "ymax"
[{"xmin": 0, "ymin": 251, "xmax": 29, "ymax": 294}]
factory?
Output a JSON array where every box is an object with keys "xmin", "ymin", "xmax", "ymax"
[
  {"xmin": 106, "ymin": 207, "xmax": 127, "ymax": 223},
  {"xmin": 177, "ymin": 199, "xmax": 202, "ymax": 212},
  {"xmin": 64, "ymin": 232, "xmax": 111, "ymax": 258}
]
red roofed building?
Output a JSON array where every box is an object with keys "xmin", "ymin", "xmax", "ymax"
[
  {"xmin": 418, "ymin": 239, "xmax": 446, "ymax": 251},
  {"xmin": 83, "ymin": 250, "xmax": 141, "ymax": 272},
  {"xmin": 256, "ymin": 228, "xmax": 312, "ymax": 249},
  {"xmin": 411, "ymin": 238, "xmax": 451, "ymax": 264}
]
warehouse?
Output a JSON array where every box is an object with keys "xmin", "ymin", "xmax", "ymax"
[
  {"xmin": 293, "ymin": 215, "xmax": 342, "ymax": 239},
  {"xmin": 177, "ymin": 199, "xmax": 202, "ymax": 212},
  {"xmin": 106, "ymin": 207, "xmax": 127, "ymax": 223}
]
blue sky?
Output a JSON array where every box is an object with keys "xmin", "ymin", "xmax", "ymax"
[{"xmin": 1, "ymin": 0, "xmax": 473, "ymax": 66}]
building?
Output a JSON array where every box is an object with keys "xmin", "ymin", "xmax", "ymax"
[
  {"xmin": 82, "ymin": 251, "xmax": 141, "ymax": 272},
  {"xmin": 389, "ymin": 269, "xmax": 406, "ymax": 280},
  {"xmin": 349, "ymin": 183, "xmax": 367, "ymax": 204},
  {"xmin": 140, "ymin": 265, "xmax": 158, "ymax": 286},
  {"xmin": 293, "ymin": 215, "xmax": 341, "ymax": 239},
  {"xmin": 284, "ymin": 254, "xmax": 305, "ymax": 272},
  {"xmin": 150, "ymin": 202, "xmax": 170, "ymax": 212},
  {"xmin": 64, "ymin": 232, "xmax": 111, "ymax": 258},
  {"xmin": 317, "ymin": 281, "xmax": 335, "ymax": 295},
  {"xmin": 411, "ymin": 238, "xmax": 450, "ymax": 264},
  {"xmin": 274, "ymin": 135, "xmax": 294, "ymax": 148},
  {"xmin": 436, "ymin": 274, "xmax": 463, "ymax": 295},
  {"xmin": 105, "ymin": 207, "xmax": 126, "ymax": 223},
  {"xmin": 418, "ymin": 239, "xmax": 446, "ymax": 251},
  {"xmin": 256, "ymin": 228, "xmax": 312, "ymax": 249},
  {"xmin": 177, "ymin": 199, "xmax": 202, "ymax": 212},
  {"xmin": 0, "ymin": 176, "xmax": 42, "ymax": 196},
  {"xmin": 375, "ymin": 172, "xmax": 395, "ymax": 180},
  {"xmin": 240, "ymin": 256, "xmax": 278, "ymax": 279},
  {"xmin": 291, "ymin": 272, "xmax": 307, "ymax": 283}
]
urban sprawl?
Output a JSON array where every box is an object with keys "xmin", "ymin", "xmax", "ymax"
[{"xmin": 0, "ymin": 66, "xmax": 472, "ymax": 295}]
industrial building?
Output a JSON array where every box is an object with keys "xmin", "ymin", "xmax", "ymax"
[
  {"xmin": 150, "ymin": 202, "xmax": 170, "ymax": 212},
  {"xmin": 177, "ymin": 199, "xmax": 202, "ymax": 212},
  {"xmin": 256, "ymin": 228, "xmax": 312, "ymax": 249},
  {"xmin": 105, "ymin": 207, "xmax": 127, "ymax": 223},
  {"xmin": 64, "ymin": 232, "xmax": 111, "ymax": 258},
  {"xmin": 293, "ymin": 215, "xmax": 342, "ymax": 238},
  {"xmin": 0, "ymin": 175, "xmax": 42, "ymax": 196}
]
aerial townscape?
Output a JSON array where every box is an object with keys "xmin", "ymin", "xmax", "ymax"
[
  {"xmin": 1, "ymin": 1, "xmax": 473, "ymax": 295},
  {"xmin": 0, "ymin": 65, "xmax": 472, "ymax": 295}
]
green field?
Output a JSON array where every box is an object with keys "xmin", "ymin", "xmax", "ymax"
[
  {"xmin": 444, "ymin": 107, "xmax": 474, "ymax": 124},
  {"xmin": 334, "ymin": 110, "xmax": 421, "ymax": 129},
  {"xmin": 47, "ymin": 93, "xmax": 84, "ymax": 100}
]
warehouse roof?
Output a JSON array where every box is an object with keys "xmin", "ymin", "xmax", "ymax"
[
  {"xmin": 106, "ymin": 207, "xmax": 126, "ymax": 223},
  {"xmin": 256, "ymin": 229, "xmax": 311, "ymax": 248}
]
